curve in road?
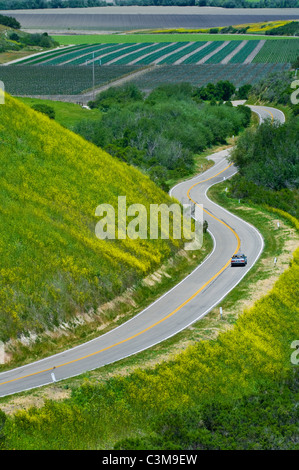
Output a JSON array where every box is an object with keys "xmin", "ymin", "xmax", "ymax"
[{"xmin": 0, "ymin": 105, "xmax": 284, "ymax": 397}]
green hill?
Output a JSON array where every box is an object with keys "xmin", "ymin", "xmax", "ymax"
[{"xmin": 0, "ymin": 95, "xmax": 184, "ymax": 342}]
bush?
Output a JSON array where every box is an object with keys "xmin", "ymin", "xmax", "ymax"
[
  {"xmin": 9, "ymin": 32, "xmax": 20, "ymax": 42},
  {"xmin": 31, "ymin": 103, "xmax": 55, "ymax": 119}
]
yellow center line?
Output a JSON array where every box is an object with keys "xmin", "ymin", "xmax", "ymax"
[{"xmin": 0, "ymin": 162, "xmax": 241, "ymax": 389}]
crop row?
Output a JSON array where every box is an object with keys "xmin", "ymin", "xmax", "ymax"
[
  {"xmin": 14, "ymin": 39, "xmax": 298, "ymax": 66},
  {"xmin": 131, "ymin": 63, "xmax": 291, "ymax": 90},
  {"xmin": 0, "ymin": 65, "xmax": 143, "ymax": 95},
  {"xmin": 0, "ymin": 63, "xmax": 290, "ymax": 96},
  {"xmin": 253, "ymin": 39, "xmax": 299, "ymax": 64}
]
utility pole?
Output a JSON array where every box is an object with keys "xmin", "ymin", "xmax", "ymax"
[{"xmin": 92, "ymin": 52, "xmax": 95, "ymax": 101}]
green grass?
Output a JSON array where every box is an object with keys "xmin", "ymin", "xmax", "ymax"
[
  {"xmin": 1, "ymin": 200, "xmax": 298, "ymax": 449},
  {"xmin": 16, "ymin": 97, "xmax": 102, "ymax": 129},
  {"xmin": 53, "ymin": 33, "xmax": 294, "ymax": 46},
  {"xmin": 0, "ymin": 94, "xmax": 185, "ymax": 343}
]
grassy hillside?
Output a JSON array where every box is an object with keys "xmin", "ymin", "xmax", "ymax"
[
  {"xmin": 1, "ymin": 211, "xmax": 298, "ymax": 450},
  {"xmin": 0, "ymin": 94, "xmax": 185, "ymax": 342},
  {"xmin": 0, "ymin": 22, "xmax": 59, "ymax": 64}
]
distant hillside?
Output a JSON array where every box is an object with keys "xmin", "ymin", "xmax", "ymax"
[
  {"xmin": 0, "ymin": 20, "xmax": 58, "ymax": 55},
  {"xmin": 0, "ymin": 95, "xmax": 184, "ymax": 342}
]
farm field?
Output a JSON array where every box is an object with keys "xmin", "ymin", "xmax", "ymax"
[
  {"xmin": 3, "ymin": 6, "xmax": 299, "ymax": 32},
  {"xmin": 253, "ymin": 38, "xmax": 299, "ymax": 63},
  {"xmin": 0, "ymin": 65, "xmax": 143, "ymax": 95},
  {"xmin": 0, "ymin": 63, "xmax": 291, "ymax": 96},
  {"xmin": 54, "ymin": 33, "xmax": 298, "ymax": 45},
  {"xmin": 12, "ymin": 38, "xmax": 299, "ymax": 66},
  {"xmin": 130, "ymin": 63, "xmax": 291, "ymax": 91}
]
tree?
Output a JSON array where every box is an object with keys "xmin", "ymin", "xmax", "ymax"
[
  {"xmin": 215, "ymin": 80, "xmax": 236, "ymax": 101},
  {"xmin": 237, "ymin": 84, "xmax": 252, "ymax": 100}
]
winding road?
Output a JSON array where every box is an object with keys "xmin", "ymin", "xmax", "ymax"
[{"xmin": 0, "ymin": 105, "xmax": 285, "ymax": 397}]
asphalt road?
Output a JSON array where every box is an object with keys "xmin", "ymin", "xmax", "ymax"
[{"xmin": 0, "ymin": 105, "xmax": 284, "ymax": 397}]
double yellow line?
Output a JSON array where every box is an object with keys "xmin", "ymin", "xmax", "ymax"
[{"xmin": 0, "ymin": 163, "xmax": 241, "ymax": 390}]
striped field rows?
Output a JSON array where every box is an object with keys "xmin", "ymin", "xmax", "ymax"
[{"xmin": 12, "ymin": 39, "xmax": 296, "ymax": 67}]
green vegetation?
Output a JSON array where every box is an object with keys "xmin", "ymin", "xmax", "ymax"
[
  {"xmin": 0, "ymin": 14, "xmax": 20, "ymax": 30},
  {"xmin": 54, "ymin": 34, "xmax": 292, "ymax": 46},
  {"xmin": 253, "ymin": 39, "xmax": 299, "ymax": 63},
  {"xmin": 0, "ymin": 0, "xmax": 109, "ymax": 7},
  {"xmin": 0, "ymin": 0, "xmax": 298, "ymax": 7},
  {"xmin": 249, "ymin": 69, "xmax": 299, "ymax": 113},
  {"xmin": 117, "ymin": 0, "xmax": 299, "ymax": 6},
  {"xmin": 266, "ymin": 21, "xmax": 299, "ymax": 36},
  {"xmin": 14, "ymin": 40, "xmax": 292, "ymax": 66},
  {"xmin": 75, "ymin": 83, "xmax": 251, "ymax": 190},
  {"xmin": 193, "ymin": 80, "xmax": 236, "ymax": 101},
  {"xmin": 0, "ymin": 22, "xmax": 58, "ymax": 54},
  {"xmin": 31, "ymin": 103, "xmax": 56, "ymax": 119},
  {"xmin": 0, "ymin": 65, "xmax": 143, "ymax": 95},
  {"xmin": 17, "ymin": 97, "xmax": 102, "ymax": 129},
  {"xmin": 1, "ymin": 232, "xmax": 298, "ymax": 449},
  {"xmin": 2, "ymin": 98, "xmax": 298, "ymax": 450},
  {"xmin": 130, "ymin": 64, "xmax": 290, "ymax": 92},
  {"xmin": 229, "ymin": 117, "xmax": 299, "ymax": 205},
  {"xmin": 0, "ymin": 94, "xmax": 186, "ymax": 342}
]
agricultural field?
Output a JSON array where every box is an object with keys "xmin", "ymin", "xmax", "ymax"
[
  {"xmin": 0, "ymin": 63, "xmax": 291, "ymax": 96},
  {"xmin": 54, "ymin": 33, "xmax": 286, "ymax": 45},
  {"xmin": 0, "ymin": 64, "xmax": 142, "ymax": 95},
  {"xmin": 4, "ymin": 6, "xmax": 299, "ymax": 32},
  {"xmin": 0, "ymin": 36, "xmax": 295, "ymax": 96},
  {"xmin": 253, "ymin": 38, "xmax": 299, "ymax": 63},
  {"xmin": 129, "ymin": 63, "xmax": 291, "ymax": 92},
  {"xmin": 11, "ymin": 38, "xmax": 299, "ymax": 66}
]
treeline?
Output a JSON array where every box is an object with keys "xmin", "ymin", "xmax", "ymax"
[
  {"xmin": 229, "ymin": 117, "xmax": 299, "ymax": 217},
  {"xmin": 74, "ymin": 82, "xmax": 251, "ymax": 190},
  {"xmin": 197, "ymin": 0, "xmax": 299, "ymax": 7},
  {"xmin": 0, "ymin": 0, "xmax": 109, "ymax": 9},
  {"xmin": 1, "ymin": 0, "xmax": 298, "ymax": 7}
]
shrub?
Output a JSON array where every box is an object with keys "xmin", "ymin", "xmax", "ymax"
[{"xmin": 31, "ymin": 103, "xmax": 56, "ymax": 119}]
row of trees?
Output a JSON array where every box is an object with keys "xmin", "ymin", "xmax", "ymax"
[
  {"xmin": 1, "ymin": 0, "xmax": 298, "ymax": 7},
  {"xmin": 0, "ymin": 0, "xmax": 109, "ymax": 9}
]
